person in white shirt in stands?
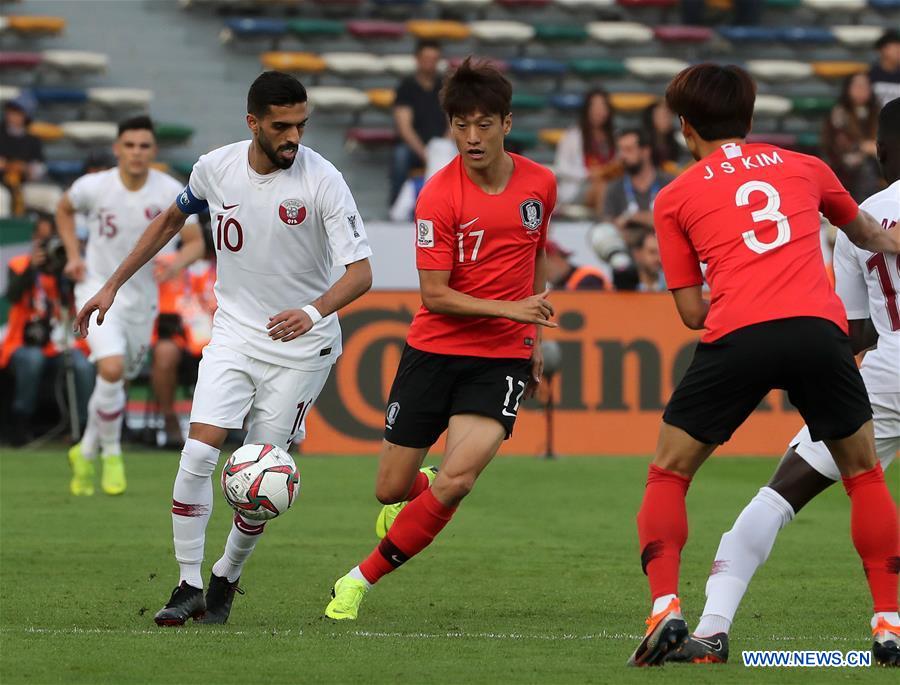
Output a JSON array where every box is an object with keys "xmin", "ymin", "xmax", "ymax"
[
  {"xmin": 74, "ymin": 72, "xmax": 373, "ymax": 627},
  {"xmin": 57, "ymin": 116, "xmax": 203, "ymax": 497}
]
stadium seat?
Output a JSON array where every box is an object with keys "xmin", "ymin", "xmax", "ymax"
[
  {"xmin": 587, "ymin": 22, "xmax": 653, "ymax": 43},
  {"xmin": 306, "ymin": 86, "xmax": 369, "ymax": 111},
  {"xmin": 549, "ymin": 92, "xmax": 583, "ymax": 111},
  {"xmin": 261, "ymin": 52, "xmax": 327, "ymax": 74},
  {"xmin": 624, "ymin": 57, "xmax": 689, "ymax": 80},
  {"xmin": 511, "ymin": 92, "xmax": 548, "ymax": 110},
  {"xmin": 718, "ymin": 26, "xmax": 781, "ymax": 43},
  {"xmin": 323, "ymin": 52, "xmax": 386, "ymax": 76},
  {"xmin": 754, "ymin": 94, "xmax": 792, "ymax": 116},
  {"xmin": 812, "ymin": 61, "xmax": 868, "ymax": 79},
  {"xmin": 508, "ymin": 57, "xmax": 568, "ymax": 77},
  {"xmin": 538, "ymin": 127, "xmax": 565, "ymax": 147},
  {"xmin": 41, "ymin": 50, "xmax": 108, "ymax": 73},
  {"xmin": 0, "ymin": 17, "xmax": 7, "ymax": 33},
  {"xmin": 0, "ymin": 85, "xmax": 21, "ymax": 101},
  {"xmin": 534, "ymin": 24, "xmax": 589, "ymax": 42},
  {"xmin": 802, "ymin": 0, "xmax": 866, "ymax": 9},
  {"xmin": 22, "ymin": 183, "xmax": 63, "ymax": 214},
  {"xmin": 155, "ymin": 123, "xmax": 194, "ymax": 144},
  {"xmin": 505, "ymin": 129, "xmax": 539, "ymax": 150},
  {"xmin": 777, "ymin": 27, "xmax": 834, "ymax": 43},
  {"xmin": 371, "ymin": 0, "xmax": 426, "ymax": 5},
  {"xmin": 617, "ymin": 0, "xmax": 677, "ymax": 7},
  {"xmin": 796, "ymin": 131, "xmax": 821, "ymax": 148},
  {"xmin": 496, "ymin": 0, "xmax": 552, "ymax": 7},
  {"xmin": 169, "ymin": 160, "xmax": 194, "ymax": 177},
  {"xmin": 653, "ymin": 26, "xmax": 713, "ymax": 43},
  {"xmin": 747, "ymin": 132, "xmax": 797, "ymax": 147},
  {"xmin": 27, "ymin": 121, "xmax": 64, "ymax": 141},
  {"xmin": 31, "ymin": 86, "xmax": 88, "ymax": 105},
  {"xmin": 870, "ymin": 0, "xmax": 900, "ymax": 8},
  {"xmin": 6, "ymin": 16, "xmax": 66, "ymax": 36},
  {"xmin": 832, "ymin": 25, "xmax": 885, "ymax": 47},
  {"xmin": 221, "ymin": 18, "xmax": 287, "ymax": 43},
  {"xmin": 407, "ymin": 20, "xmax": 471, "ymax": 41},
  {"xmin": 569, "ymin": 57, "xmax": 627, "ymax": 77},
  {"xmin": 765, "ymin": 0, "xmax": 802, "ymax": 7},
  {"xmin": 87, "ymin": 88, "xmax": 153, "ymax": 109},
  {"xmin": 381, "ymin": 54, "xmax": 416, "ymax": 76},
  {"xmin": 45, "ymin": 159, "xmax": 85, "ymax": 177},
  {"xmin": 346, "ymin": 127, "xmax": 397, "ymax": 147},
  {"xmin": 367, "ymin": 88, "xmax": 396, "ymax": 109},
  {"xmin": 791, "ymin": 95, "xmax": 835, "ymax": 115},
  {"xmin": 431, "ymin": 0, "xmax": 493, "ymax": 7},
  {"xmin": 346, "ymin": 20, "xmax": 406, "ymax": 40},
  {"xmin": 61, "ymin": 121, "xmax": 119, "ymax": 144},
  {"xmin": 610, "ymin": 92, "xmax": 658, "ymax": 111},
  {"xmin": 554, "ymin": 0, "xmax": 617, "ymax": 8},
  {"xmin": 746, "ymin": 60, "xmax": 814, "ymax": 81},
  {"xmin": 470, "ymin": 21, "xmax": 536, "ymax": 43},
  {"xmin": 447, "ymin": 56, "xmax": 509, "ymax": 71},
  {"xmin": 286, "ymin": 19, "xmax": 345, "ymax": 40},
  {"xmin": 0, "ymin": 52, "xmax": 43, "ymax": 69}
]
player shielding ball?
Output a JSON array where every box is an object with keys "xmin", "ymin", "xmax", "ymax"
[
  {"xmin": 75, "ymin": 72, "xmax": 373, "ymax": 626},
  {"xmin": 627, "ymin": 64, "xmax": 900, "ymax": 667},
  {"xmin": 57, "ymin": 116, "xmax": 204, "ymax": 497},
  {"xmin": 324, "ymin": 58, "xmax": 557, "ymax": 621},
  {"xmin": 669, "ymin": 97, "xmax": 900, "ymax": 666}
]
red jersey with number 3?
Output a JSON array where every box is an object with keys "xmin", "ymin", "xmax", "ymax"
[
  {"xmin": 654, "ymin": 143, "xmax": 859, "ymax": 342},
  {"xmin": 407, "ymin": 153, "xmax": 557, "ymax": 358}
]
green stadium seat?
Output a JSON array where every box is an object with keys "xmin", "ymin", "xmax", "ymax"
[
  {"xmin": 534, "ymin": 24, "xmax": 589, "ymax": 42},
  {"xmin": 754, "ymin": 94, "xmax": 792, "ymax": 117},
  {"xmin": 765, "ymin": 0, "xmax": 802, "ymax": 7},
  {"xmin": 6, "ymin": 16, "xmax": 66, "ymax": 36},
  {"xmin": 505, "ymin": 129, "xmax": 539, "ymax": 150},
  {"xmin": 832, "ymin": 25, "xmax": 885, "ymax": 47},
  {"xmin": 87, "ymin": 87, "xmax": 153, "ymax": 109},
  {"xmin": 796, "ymin": 131, "xmax": 821, "ymax": 148},
  {"xmin": 812, "ymin": 61, "xmax": 868, "ymax": 79},
  {"xmin": 323, "ymin": 52, "xmax": 387, "ymax": 76},
  {"xmin": 625, "ymin": 57, "xmax": 689, "ymax": 80},
  {"xmin": 587, "ymin": 21, "xmax": 653, "ymax": 44},
  {"xmin": 41, "ymin": 50, "xmax": 107, "ymax": 73},
  {"xmin": 470, "ymin": 21, "xmax": 536, "ymax": 43},
  {"xmin": 61, "ymin": 121, "xmax": 118, "ymax": 144},
  {"xmin": 307, "ymin": 86, "xmax": 369, "ymax": 111},
  {"xmin": 747, "ymin": 59, "xmax": 813, "ymax": 81},
  {"xmin": 407, "ymin": 20, "xmax": 471, "ymax": 41},
  {"xmin": 170, "ymin": 161, "xmax": 195, "ymax": 177},
  {"xmin": 0, "ymin": 52, "xmax": 43, "ymax": 69},
  {"xmin": 569, "ymin": 58, "xmax": 627, "ymax": 77},
  {"xmin": 261, "ymin": 52, "xmax": 327, "ymax": 74},
  {"xmin": 286, "ymin": 19, "xmax": 345, "ymax": 40},
  {"xmin": 155, "ymin": 123, "xmax": 194, "ymax": 144},
  {"xmin": 791, "ymin": 95, "xmax": 835, "ymax": 115},
  {"xmin": 511, "ymin": 92, "xmax": 548, "ymax": 110}
]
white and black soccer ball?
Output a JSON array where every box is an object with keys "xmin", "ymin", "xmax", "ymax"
[{"xmin": 221, "ymin": 443, "xmax": 300, "ymax": 521}]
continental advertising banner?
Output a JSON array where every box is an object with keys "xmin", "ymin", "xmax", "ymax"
[{"xmin": 302, "ymin": 292, "xmax": 803, "ymax": 457}]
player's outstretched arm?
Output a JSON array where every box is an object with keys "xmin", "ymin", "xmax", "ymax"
[
  {"xmin": 671, "ymin": 285, "xmax": 709, "ymax": 330},
  {"xmin": 418, "ymin": 269, "xmax": 557, "ymax": 327},
  {"xmin": 74, "ymin": 202, "xmax": 187, "ymax": 337},
  {"xmin": 267, "ymin": 257, "xmax": 373, "ymax": 343},
  {"xmin": 840, "ymin": 209, "xmax": 900, "ymax": 254},
  {"xmin": 56, "ymin": 193, "xmax": 86, "ymax": 282}
]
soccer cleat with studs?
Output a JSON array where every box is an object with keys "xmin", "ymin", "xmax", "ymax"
[
  {"xmin": 872, "ymin": 618, "xmax": 900, "ymax": 667},
  {"xmin": 627, "ymin": 597, "xmax": 689, "ymax": 667},
  {"xmin": 665, "ymin": 632, "xmax": 729, "ymax": 664},
  {"xmin": 324, "ymin": 574, "xmax": 369, "ymax": 621},
  {"xmin": 195, "ymin": 573, "xmax": 244, "ymax": 625},
  {"xmin": 153, "ymin": 582, "xmax": 205, "ymax": 627}
]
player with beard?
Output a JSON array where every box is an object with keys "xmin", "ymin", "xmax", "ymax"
[{"xmin": 75, "ymin": 71, "xmax": 373, "ymax": 626}]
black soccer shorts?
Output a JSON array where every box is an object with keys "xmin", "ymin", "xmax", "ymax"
[
  {"xmin": 383, "ymin": 344, "xmax": 533, "ymax": 448},
  {"xmin": 663, "ymin": 317, "xmax": 872, "ymax": 445}
]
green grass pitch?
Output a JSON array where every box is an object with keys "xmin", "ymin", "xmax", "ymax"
[{"xmin": 0, "ymin": 448, "xmax": 896, "ymax": 684}]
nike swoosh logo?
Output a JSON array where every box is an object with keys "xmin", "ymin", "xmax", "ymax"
[
  {"xmin": 693, "ymin": 637, "xmax": 723, "ymax": 651},
  {"xmin": 390, "ymin": 554, "xmax": 404, "ymax": 564},
  {"xmin": 222, "ymin": 203, "xmax": 239, "ymax": 210},
  {"xmin": 459, "ymin": 217, "xmax": 479, "ymax": 229},
  {"xmin": 501, "ymin": 409, "xmax": 517, "ymax": 417}
]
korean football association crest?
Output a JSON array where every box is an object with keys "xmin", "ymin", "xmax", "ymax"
[
  {"xmin": 279, "ymin": 198, "xmax": 307, "ymax": 226},
  {"xmin": 519, "ymin": 199, "xmax": 543, "ymax": 232}
]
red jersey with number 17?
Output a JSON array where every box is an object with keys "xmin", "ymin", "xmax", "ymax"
[
  {"xmin": 407, "ymin": 153, "xmax": 557, "ymax": 359},
  {"xmin": 654, "ymin": 143, "xmax": 860, "ymax": 342}
]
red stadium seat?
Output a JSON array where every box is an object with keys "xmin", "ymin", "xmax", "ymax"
[
  {"xmin": 653, "ymin": 26, "xmax": 714, "ymax": 43},
  {"xmin": 617, "ymin": 0, "xmax": 678, "ymax": 6},
  {"xmin": 346, "ymin": 21, "xmax": 406, "ymax": 40},
  {"xmin": 346, "ymin": 127, "xmax": 398, "ymax": 147},
  {"xmin": 0, "ymin": 52, "xmax": 43, "ymax": 69}
]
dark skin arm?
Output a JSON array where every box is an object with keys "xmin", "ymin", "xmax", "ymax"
[{"xmin": 848, "ymin": 318, "xmax": 878, "ymax": 355}]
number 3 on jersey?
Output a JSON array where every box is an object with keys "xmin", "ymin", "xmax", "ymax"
[
  {"xmin": 736, "ymin": 180, "xmax": 792, "ymax": 254},
  {"xmin": 216, "ymin": 215, "xmax": 243, "ymax": 252}
]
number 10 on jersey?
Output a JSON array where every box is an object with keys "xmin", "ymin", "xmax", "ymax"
[{"xmin": 216, "ymin": 215, "xmax": 244, "ymax": 253}]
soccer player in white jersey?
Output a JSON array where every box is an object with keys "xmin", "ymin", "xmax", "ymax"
[
  {"xmin": 74, "ymin": 72, "xmax": 373, "ymax": 626},
  {"xmin": 57, "ymin": 116, "xmax": 203, "ymax": 497},
  {"xmin": 669, "ymin": 98, "xmax": 900, "ymax": 667}
]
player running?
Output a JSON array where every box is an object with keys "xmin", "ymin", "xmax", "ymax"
[
  {"xmin": 324, "ymin": 58, "xmax": 557, "ymax": 621},
  {"xmin": 57, "ymin": 115, "xmax": 203, "ymax": 497},
  {"xmin": 74, "ymin": 72, "xmax": 373, "ymax": 626},
  {"xmin": 627, "ymin": 64, "xmax": 900, "ymax": 667},
  {"xmin": 668, "ymin": 97, "xmax": 900, "ymax": 667}
]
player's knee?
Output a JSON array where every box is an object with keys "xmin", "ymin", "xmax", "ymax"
[
  {"xmin": 153, "ymin": 340, "xmax": 181, "ymax": 369},
  {"xmin": 96, "ymin": 356, "xmax": 125, "ymax": 383},
  {"xmin": 433, "ymin": 472, "xmax": 476, "ymax": 503},
  {"xmin": 374, "ymin": 477, "xmax": 409, "ymax": 505},
  {"xmin": 178, "ymin": 445, "xmax": 218, "ymax": 479}
]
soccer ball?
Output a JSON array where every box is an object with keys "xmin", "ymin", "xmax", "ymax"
[{"xmin": 221, "ymin": 443, "xmax": 300, "ymax": 521}]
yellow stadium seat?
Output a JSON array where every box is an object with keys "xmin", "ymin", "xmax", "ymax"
[
  {"xmin": 260, "ymin": 51, "xmax": 326, "ymax": 74},
  {"xmin": 27, "ymin": 121, "xmax": 65, "ymax": 142},
  {"xmin": 8, "ymin": 15, "xmax": 66, "ymax": 35},
  {"xmin": 610, "ymin": 92, "xmax": 658, "ymax": 112},
  {"xmin": 406, "ymin": 20, "xmax": 471, "ymax": 41},
  {"xmin": 367, "ymin": 88, "xmax": 396, "ymax": 109},
  {"xmin": 812, "ymin": 61, "xmax": 868, "ymax": 79},
  {"xmin": 538, "ymin": 128, "xmax": 566, "ymax": 147},
  {"xmin": 151, "ymin": 162, "xmax": 172, "ymax": 174}
]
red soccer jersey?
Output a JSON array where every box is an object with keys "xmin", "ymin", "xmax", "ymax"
[
  {"xmin": 407, "ymin": 153, "xmax": 557, "ymax": 358},
  {"xmin": 654, "ymin": 142, "xmax": 859, "ymax": 342}
]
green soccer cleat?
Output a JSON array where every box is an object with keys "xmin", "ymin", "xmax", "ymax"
[
  {"xmin": 375, "ymin": 465, "xmax": 438, "ymax": 539},
  {"xmin": 68, "ymin": 443, "xmax": 95, "ymax": 496},
  {"xmin": 101, "ymin": 453, "xmax": 127, "ymax": 495},
  {"xmin": 325, "ymin": 574, "xmax": 369, "ymax": 621}
]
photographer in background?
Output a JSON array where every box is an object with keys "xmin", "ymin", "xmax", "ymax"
[
  {"xmin": 0, "ymin": 215, "xmax": 94, "ymax": 445},
  {"xmin": 589, "ymin": 221, "xmax": 665, "ymax": 292}
]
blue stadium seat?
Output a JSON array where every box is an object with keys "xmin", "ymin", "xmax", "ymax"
[
  {"xmin": 869, "ymin": 0, "xmax": 900, "ymax": 8},
  {"xmin": 31, "ymin": 87, "xmax": 88, "ymax": 105},
  {"xmin": 777, "ymin": 27, "xmax": 835, "ymax": 43},
  {"xmin": 507, "ymin": 57, "xmax": 567, "ymax": 77},
  {"xmin": 46, "ymin": 159, "xmax": 85, "ymax": 178},
  {"xmin": 222, "ymin": 18, "xmax": 288, "ymax": 40},
  {"xmin": 549, "ymin": 92, "xmax": 584, "ymax": 111},
  {"xmin": 718, "ymin": 26, "xmax": 781, "ymax": 43},
  {"xmin": 371, "ymin": 0, "xmax": 427, "ymax": 5}
]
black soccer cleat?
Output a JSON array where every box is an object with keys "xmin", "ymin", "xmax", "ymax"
[
  {"xmin": 665, "ymin": 632, "xmax": 729, "ymax": 664},
  {"xmin": 873, "ymin": 618, "xmax": 900, "ymax": 667},
  {"xmin": 153, "ymin": 581, "xmax": 205, "ymax": 627},
  {"xmin": 627, "ymin": 598, "xmax": 689, "ymax": 667},
  {"xmin": 194, "ymin": 573, "xmax": 244, "ymax": 625}
]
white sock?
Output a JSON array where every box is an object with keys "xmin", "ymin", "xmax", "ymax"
[
  {"xmin": 700, "ymin": 487, "xmax": 795, "ymax": 633},
  {"xmin": 211, "ymin": 515, "xmax": 267, "ymax": 583},
  {"xmin": 172, "ymin": 438, "xmax": 220, "ymax": 590},
  {"xmin": 348, "ymin": 566, "xmax": 373, "ymax": 588},
  {"xmin": 80, "ymin": 392, "xmax": 101, "ymax": 460},
  {"xmin": 91, "ymin": 377, "xmax": 125, "ymax": 457},
  {"xmin": 652, "ymin": 593, "xmax": 677, "ymax": 616},
  {"xmin": 873, "ymin": 612, "xmax": 900, "ymax": 629}
]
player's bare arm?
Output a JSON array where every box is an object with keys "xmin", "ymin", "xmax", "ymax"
[
  {"xmin": 840, "ymin": 209, "xmax": 900, "ymax": 254},
  {"xmin": 671, "ymin": 285, "xmax": 709, "ymax": 330},
  {"xmin": 267, "ymin": 257, "xmax": 372, "ymax": 343},
  {"xmin": 74, "ymin": 202, "xmax": 188, "ymax": 336},
  {"xmin": 525, "ymin": 247, "xmax": 550, "ymax": 398},
  {"xmin": 418, "ymin": 268, "xmax": 556, "ymax": 327},
  {"xmin": 154, "ymin": 222, "xmax": 206, "ymax": 283},
  {"xmin": 56, "ymin": 192, "xmax": 86, "ymax": 282}
]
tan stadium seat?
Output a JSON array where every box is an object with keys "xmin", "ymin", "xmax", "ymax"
[
  {"xmin": 87, "ymin": 87, "xmax": 153, "ymax": 108},
  {"xmin": 0, "ymin": 85, "xmax": 22, "ymax": 102},
  {"xmin": 746, "ymin": 60, "xmax": 813, "ymax": 81},
  {"xmin": 42, "ymin": 50, "xmax": 108, "ymax": 73},
  {"xmin": 61, "ymin": 121, "xmax": 119, "ymax": 144},
  {"xmin": 261, "ymin": 52, "xmax": 326, "ymax": 74},
  {"xmin": 367, "ymin": 88, "xmax": 396, "ymax": 109},
  {"xmin": 754, "ymin": 94, "xmax": 792, "ymax": 116},
  {"xmin": 0, "ymin": 17, "xmax": 8, "ymax": 33},
  {"xmin": 407, "ymin": 20, "xmax": 470, "ymax": 41},
  {"xmin": 431, "ymin": 0, "xmax": 493, "ymax": 7},
  {"xmin": 322, "ymin": 52, "xmax": 386, "ymax": 76},
  {"xmin": 610, "ymin": 92, "xmax": 658, "ymax": 112},
  {"xmin": 382, "ymin": 54, "xmax": 416, "ymax": 76},
  {"xmin": 812, "ymin": 61, "xmax": 868, "ymax": 79},
  {"xmin": 151, "ymin": 161, "xmax": 172, "ymax": 174},
  {"xmin": 22, "ymin": 183, "xmax": 63, "ymax": 214},
  {"xmin": 27, "ymin": 121, "xmax": 65, "ymax": 141},
  {"xmin": 470, "ymin": 21, "xmax": 536, "ymax": 43},
  {"xmin": 538, "ymin": 128, "xmax": 566, "ymax": 147},
  {"xmin": 7, "ymin": 16, "xmax": 66, "ymax": 35},
  {"xmin": 832, "ymin": 25, "xmax": 884, "ymax": 47},
  {"xmin": 802, "ymin": 0, "xmax": 865, "ymax": 9},
  {"xmin": 624, "ymin": 57, "xmax": 689, "ymax": 80},
  {"xmin": 587, "ymin": 21, "xmax": 653, "ymax": 44},
  {"xmin": 306, "ymin": 86, "xmax": 369, "ymax": 111}
]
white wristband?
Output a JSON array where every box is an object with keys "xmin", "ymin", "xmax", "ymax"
[{"xmin": 302, "ymin": 304, "xmax": 323, "ymax": 325}]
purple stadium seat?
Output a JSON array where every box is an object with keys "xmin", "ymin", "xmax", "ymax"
[
  {"xmin": 346, "ymin": 127, "xmax": 398, "ymax": 146},
  {"xmin": 346, "ymin": 20, "xmax": 407, "ymax": 40},
  {"xmin": 653, "ymin": 26, "xmax": 713, "ymax": 43},
  {"xmin": 0, "ymin": 52, "xmax": 43, "ymax": 69}
]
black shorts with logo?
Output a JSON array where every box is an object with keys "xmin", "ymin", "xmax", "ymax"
[
  {"xmin": 383, "ymin": 344, "xmax": 533, "ymax": 448},
  {"xmin": 664, "ymin": 317, "xmax": 871, "ymax": 445}
]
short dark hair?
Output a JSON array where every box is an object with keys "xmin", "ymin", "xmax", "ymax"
[
  {"xmin": 878, "ymin": 97, "xmax": 900, "ymax": 145},
  {"xmin": 633, "ymin": 227, "xmax": 657, "ymax": 250},
  {"xmin": 616, "ymin": 127, "xmax": 650, "ymax": 148},
  {"xmin": 665, "ymin": 63, "xmax": 756, "ymax": 141},
  {"xmin": 415, "ymin": 39, "xmax": 441, "ymax": 54},
  {"xmin": 247, "ymin": 71, "xmax": 307, "ymax": 118},
  {"xmin": 440, "ymin": 57, "xmax": 512, "ymax": 120},
  {"xmin": 118, "ymin": 115, "xmax": 155, "ymax": 138}
]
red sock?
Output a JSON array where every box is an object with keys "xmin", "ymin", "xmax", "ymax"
[
  {"xmin": 406, "ymin": 470, "xmax": 430, "ymax": 501},
  {"xmin": 636, "ymin": 464, "xmax": 691, "ymax": 602},
  {"xmin": 359, "ymin": 489, "xmax": 456, "ymax": 584},
  {"xmin": 842, "ymin": 464, "xmax": 900, "ymax": 613}
]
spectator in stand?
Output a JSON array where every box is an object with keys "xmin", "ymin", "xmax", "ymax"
[
  {"xmin": 554, "ymin": 88, "xmax": 619, "ymax": 215},
  {"xmin": 545, "ymin": 240, "xmax": 609, "ymax": 291},
  {"xmin": 0, "ymin": 93, "xmax": 46, "ymax": 215},
  {"xmin": 390, "ymin": 39, "xmax": 448, "ymax": 205},
  {"xmin": 0, "ymin": 215, "xmax": 94, "ymax": 444},
  {"xmin": 870, "ymin": 29, "xmax": 900, "ymax": 108},
  {"xmin": 603, "ymin": 128, "xmax": 674, "ymax": 245},
  {"xmin": 615, "ymin": 229, "xmax": 666, "ymax": 293},
  {"xmin": 642, "ymin": 101, "xmax": 681, "ymax": 173},
  {"xmin": 823, "ymin": 72, "xmax": 881, "ymax": 202}
]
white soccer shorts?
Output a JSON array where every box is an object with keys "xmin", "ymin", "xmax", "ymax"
[
  {"xmin": 79, "ymin": 305, "xmax": 154, "ymax": 380},
  {"xmin": 189, "ymin": 342, "xmax": 331, "ymax": 447},
  {"xmin": 790, "ymin": 392, "xmax": 899, "ymax": 481}
]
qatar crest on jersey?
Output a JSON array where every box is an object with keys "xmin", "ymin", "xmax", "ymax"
[
  {"xmin": 278, "ymin": 198, "xmax": 307, "ymax": 226},
  {"xmin": 519, "ymin": 199, "xmax": 543, "ymax": 231}
]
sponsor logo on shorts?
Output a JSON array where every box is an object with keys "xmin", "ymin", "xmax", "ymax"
[
  {"xmin": 279, "ymin": 198, "xmax": 307, "ymax": 226},
  {"xmin": 519, "ymin": 199, "xmax": 543, "ymax": 231},
  {"xmin": 417, "ymin": 219, "xmax": 434, "ymax": 248},
  {"xmin": 386, "ymin": 401, "xmax": 400, "ymax": 427}
]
